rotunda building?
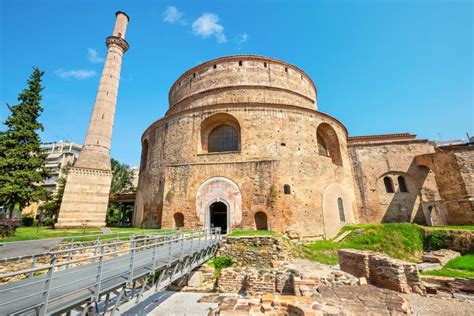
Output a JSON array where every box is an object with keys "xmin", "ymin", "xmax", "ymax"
[{"xmin": 134, "ymin": 55, "xmax": 358, "ymax": 239}]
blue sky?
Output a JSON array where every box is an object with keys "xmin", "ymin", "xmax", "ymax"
[{"xmin": 1, "ymin": 0, "xmax": 472, "ymax": 165}]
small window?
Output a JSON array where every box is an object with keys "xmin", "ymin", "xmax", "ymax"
[
  {"xmin": 174, "ymin": 212, "xmax": 184, "ymax": 228},
  {"xmin": 285, "ymin": 67, "xmax": 288, "ymax": 72},
  {"xmin": 264, "ymin": 62, "xmax": 267, "ymax": 68},
  {"xmin": 193, "ymin": 73, "xmax": 196, "ymax": 78},
  {"xmin": 337, "ymin": 197, "xmax": 346, "ymax": 222},
  {"xmin": 239, "ymin": 61, "xmax": 243, "ymax": 66},
  {"xmin": 284, "ymin": 184, "xmax": 291, "ymax": 194},
  {"xmin": 281, "ymin": 143, "xmax": 286, "ymax": 146},
  {"xmin": 398, "ymin": 176, "xmax": 408, "ymax": 193},
  {"xmin": 384, "ymin": 177, "xmax": 394, "ymax": 193},
  {"xmin": 213, "ymin": 64, "xmax": 217, "ymax": 69}
]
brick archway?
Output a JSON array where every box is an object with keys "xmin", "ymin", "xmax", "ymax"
[{"xmin": 196, "ymin": 177, "xmax": 242, "ymax": 232}]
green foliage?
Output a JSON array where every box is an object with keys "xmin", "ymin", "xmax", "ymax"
[
  {"xmin": 229, "ymin": 230, "xmax": 280, "ymax": 237},
  {"xmin": 445, "ymin": 254, "xmax": 474, "ymax": 272},
  {"xmin": 20, "ymin": 215, "xmax": 34, "ymax": 227},
  {"xmin": 304, "ymin": 224, "xmax": 425, "ymax": 264},
  {"xmin": 208, "ymin": 256, "xmax": 233, "ymax": 277},
  {"xmin": 40, "ymin": 163, "xmax": 70, "ymax": 224},
  {"xmin": 211, "ymin": 256, "xmax": 234, "ymax": 270},
  {"xmin": 424, "ymin": 231, "xmax": 447, "ymax": 250},
  {"xmin": 110, "ymin": 158, "xmax": 135, "ymax": 195},
  {"xmin": 106, "ymin": 159, "xmax": 136, "ymax": 226},
  {"xmin": 0, "ymin": 217, "xmax": 21, "ymax": 238},
  {"xmin": 0, "ymin": 68, "xmax": 50, "ymax": 217},
  {"xmin": 422, "ymin": 269, "xmax": 474, "ymax": 278}
]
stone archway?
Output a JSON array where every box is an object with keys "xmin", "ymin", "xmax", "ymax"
[{"xmin": 196, "ymin": 177, "xmax": 242, "ymax": 232}]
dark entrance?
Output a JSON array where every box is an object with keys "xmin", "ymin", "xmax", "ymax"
[{"xmin": 209, "ymin": 201, "xmax": 228, "ymax": 234}]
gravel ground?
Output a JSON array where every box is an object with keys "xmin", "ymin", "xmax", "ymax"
[
  {"xmin": 402, "ymin": 293, "xmax": 473, "ymax": 316},
  {"xmin": 121, "ymin": 291, "xmax": 217, "ymax": 316}
]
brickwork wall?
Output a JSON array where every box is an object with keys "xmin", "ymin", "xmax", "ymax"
[
  {"xmin": 136, "ymin": 102, "xmax": 357, "ymax": 239},
  {"xmin": 416, "ymin": 147, "xmax": 474, "ymax": 225},
  {"xmin": 338, "ymin": 249, "xmax": 424, "ymax": 294},
  {"xmin": 349, "ymin": 140, "xmax": 441, "ymax": 224}
]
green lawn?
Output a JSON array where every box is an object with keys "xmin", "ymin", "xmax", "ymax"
[
  {"xmin": 422, "ymin": 254, "xmax": 474, "ymax": 278},
  {"xmin": 304, "ymin": 223, "xmax": 425, "ymax": 265},
  {"xmin": 0, "ymin": 226, "xmax": 166, "ymax": 242},
  {"xmin": 228, "ymin": 229, "xmax": 280, "ymax": 237}
]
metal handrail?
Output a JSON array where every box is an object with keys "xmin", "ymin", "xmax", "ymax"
[{"xmin": 0, "ymin": 228, "xmax": 221, "ymax": 315}]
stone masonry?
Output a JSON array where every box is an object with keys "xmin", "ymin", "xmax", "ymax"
[
  {"xmin": 57, "ymin": 12, "xmax": 130, "ymax": 227},
  {"xmin": 338, "ymin": 249, "xmax": 424, "ymax": 294}
]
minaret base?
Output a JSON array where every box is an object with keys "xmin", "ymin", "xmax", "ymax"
[{"xmin": 56, "ymin": 167, "xmax": 112, "ymax": 228}]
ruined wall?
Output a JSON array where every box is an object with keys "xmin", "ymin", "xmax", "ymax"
[
  {"xmin": 416, "ymin": 146, "xmax": 474, "ymax": 225},
  {"xmin": 134, "ymin": 55, "xmax": 358, "ymax": 239},
  {"xmin": 349, "ymin": 138, "xmax": 442, "ymax": 224}
]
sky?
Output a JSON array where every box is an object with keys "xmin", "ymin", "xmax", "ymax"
[{"xmin": 1, "ymin": 0, "xmax": 473, "ymax": 166}]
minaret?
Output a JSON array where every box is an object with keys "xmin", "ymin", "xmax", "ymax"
[{"xmin": 56, "ymin": 11, "xmax": 130, "ymax": 227}]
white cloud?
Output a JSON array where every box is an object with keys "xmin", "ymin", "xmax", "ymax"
[
  {"xmin": 163, "ymin": 6, "xmax": 184, "ymax": 24},
  {"xmin": 236, "ymin": 33, "xmax": 248, "ymax": 49},
  {"xmin": 55, "ymin": 69, "xmax": 97, "ymax": 80},
  {"xmin": 87, "ymin": 48, "xmax": 104, "ymax": 64},
  {"xmin": 192, "ymin": 13, "xmax": 226, "ymax": 43}
]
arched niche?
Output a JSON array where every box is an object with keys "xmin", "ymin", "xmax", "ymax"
[
  {"xmin": 322, "ymin": 183, "xmax": 355, "ymax": 238},
  {"xmin": 316, "ymin": 123, "xmax": 342, "ymax": 166}
]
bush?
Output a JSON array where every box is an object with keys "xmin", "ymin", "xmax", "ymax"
[
  {"xmin": 424, "ymin": 231, "xmax": 447, "ymax": 250},
  {"xmin": 41, "ymin": 217, "xmax": 55, "ymax": 227},
  {"xmin": 0, "ymin": 218, "xmax": 21, "ymax": 238},
  {"xmin": 21, "ymin": 215, "xmax": 35, "ymax": 227},
  {"xmin": 212, "ymin": 256, "xmax": 233, "ymax": 270}
]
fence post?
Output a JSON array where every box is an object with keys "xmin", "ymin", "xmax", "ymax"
[
  {"xmin": 29, "ymin": 256, "xmax": 36, "ymax": 279},
  {"xmin": 167, "ymin": 234, "xmax": 173, "ymax": 266},
  {"xmin": 151, "ymin": 236, "xmax": 158, "ymax": 286},
  {"xmin": 128, "ymin": 237, "xmax": 137, "ymax": 284},
  {"xmin": 39, "ymin": 255, "xmax": 56, "ymax": 315},
  {"xmin": 94, "ymin": 245, "xmax": 105, "ymax": 301}
]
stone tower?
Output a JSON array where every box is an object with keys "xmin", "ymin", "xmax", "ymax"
[{"xmin": 56, "ymin": 11, "xmax": 130, "ymax": 227}]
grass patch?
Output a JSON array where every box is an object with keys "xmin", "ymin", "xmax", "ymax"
[
  {"xmin": 228, "ymin": 230, "xmax": 280, "ymax": 237},
  {"xmin": 0, "ymin": 226, "xmax": 167, "ymax": 242},
  {"xmin": 422, "ymin": 269, "xmax": 474, "ymax": 278},
  {"xmin": 445, "ymin": 254, "xmax": 474, "ymax": 272},
  {"xmin": 304, "ymin": 223, "xmax": 425, "ymax": 264},
  {"xmin": 421, "ymin": 225, "xmax": 474, "ymax": 231},
  {"xmin": 423, "ymin": 254, "xmax": 474, "ymax": 279}
]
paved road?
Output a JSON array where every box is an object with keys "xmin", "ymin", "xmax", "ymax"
[
  {"xmin": 122, "ymin": 291, "xmax": 218, "ymax": 316},
  {"xmin": 0, "ymin": 239, "xmax": 62, "ymax": 259}
]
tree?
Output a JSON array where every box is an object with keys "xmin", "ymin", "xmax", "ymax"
[
  {"xmin": 0, "ymin": 68, "xmax": 49, "ymax": 218},
  {"xmin": 107, "ymin": 158, "xmax": 136, "ymax": 225},
  {"xmin": 110, "ymin": 158, "xmax": 135, "ymax": 194},
  {"xmin": 40, "ymin": 163, "xmax": 71, "ymax": 224}
]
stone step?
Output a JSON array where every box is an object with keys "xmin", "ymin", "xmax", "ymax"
[{"xmin": 333, "ymin": 230, "xmax": 352, "ymax": 243}]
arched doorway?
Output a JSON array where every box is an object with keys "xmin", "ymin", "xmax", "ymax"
[
  {"xmin": 209, "ymin": 201, "xmax": 228, "ymax": 234},
  {"xmin": 255, "ymin": 211, "xmax": 268, "ymax": 230}
]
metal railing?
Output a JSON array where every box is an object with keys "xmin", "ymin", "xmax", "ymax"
[{"xmin": 0, "ymin": 228, "xmax": 221, "ymax": 315}]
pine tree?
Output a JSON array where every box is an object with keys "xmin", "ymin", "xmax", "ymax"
[{"xmin": 0, "ymin": 67, "xmax": 49, "ymax": 218}]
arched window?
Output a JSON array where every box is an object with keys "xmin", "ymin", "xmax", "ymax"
[
  {"xmin": 337, "ymin": 197, "xmax": 346, "ymax": 223},
  {"xmin": 384, "ymin": 177, "xmax": 394, "ymax": 193},
  {"xmin": 174, "ymin": 212, "xmax": 184, "ymax": 228},
  {"xmin": 140, "ymin": 139, "xmax": 148, "ymax": 172},
  {"xmin": 208, "ymin": 125, "xmax": 238, "ymax": 152},
  {"xmin": 254, "ymin": 212, "xmax": 268, "ymax": 230},
  {"xmin": 398, "ymin": 176, "xmax": 408, "ymax": 193},
  {"xmin": 284, "ymin": 184, "xmax": 291, "ymax": 194},
  {"xmin": 316, "ymin": 123, "xmax": 342, "ymax": 166}
]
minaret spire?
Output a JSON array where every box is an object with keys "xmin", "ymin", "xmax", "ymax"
[{"xmin": 56, "ymin": 12, "xmax": 130, "ymax": 227}]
